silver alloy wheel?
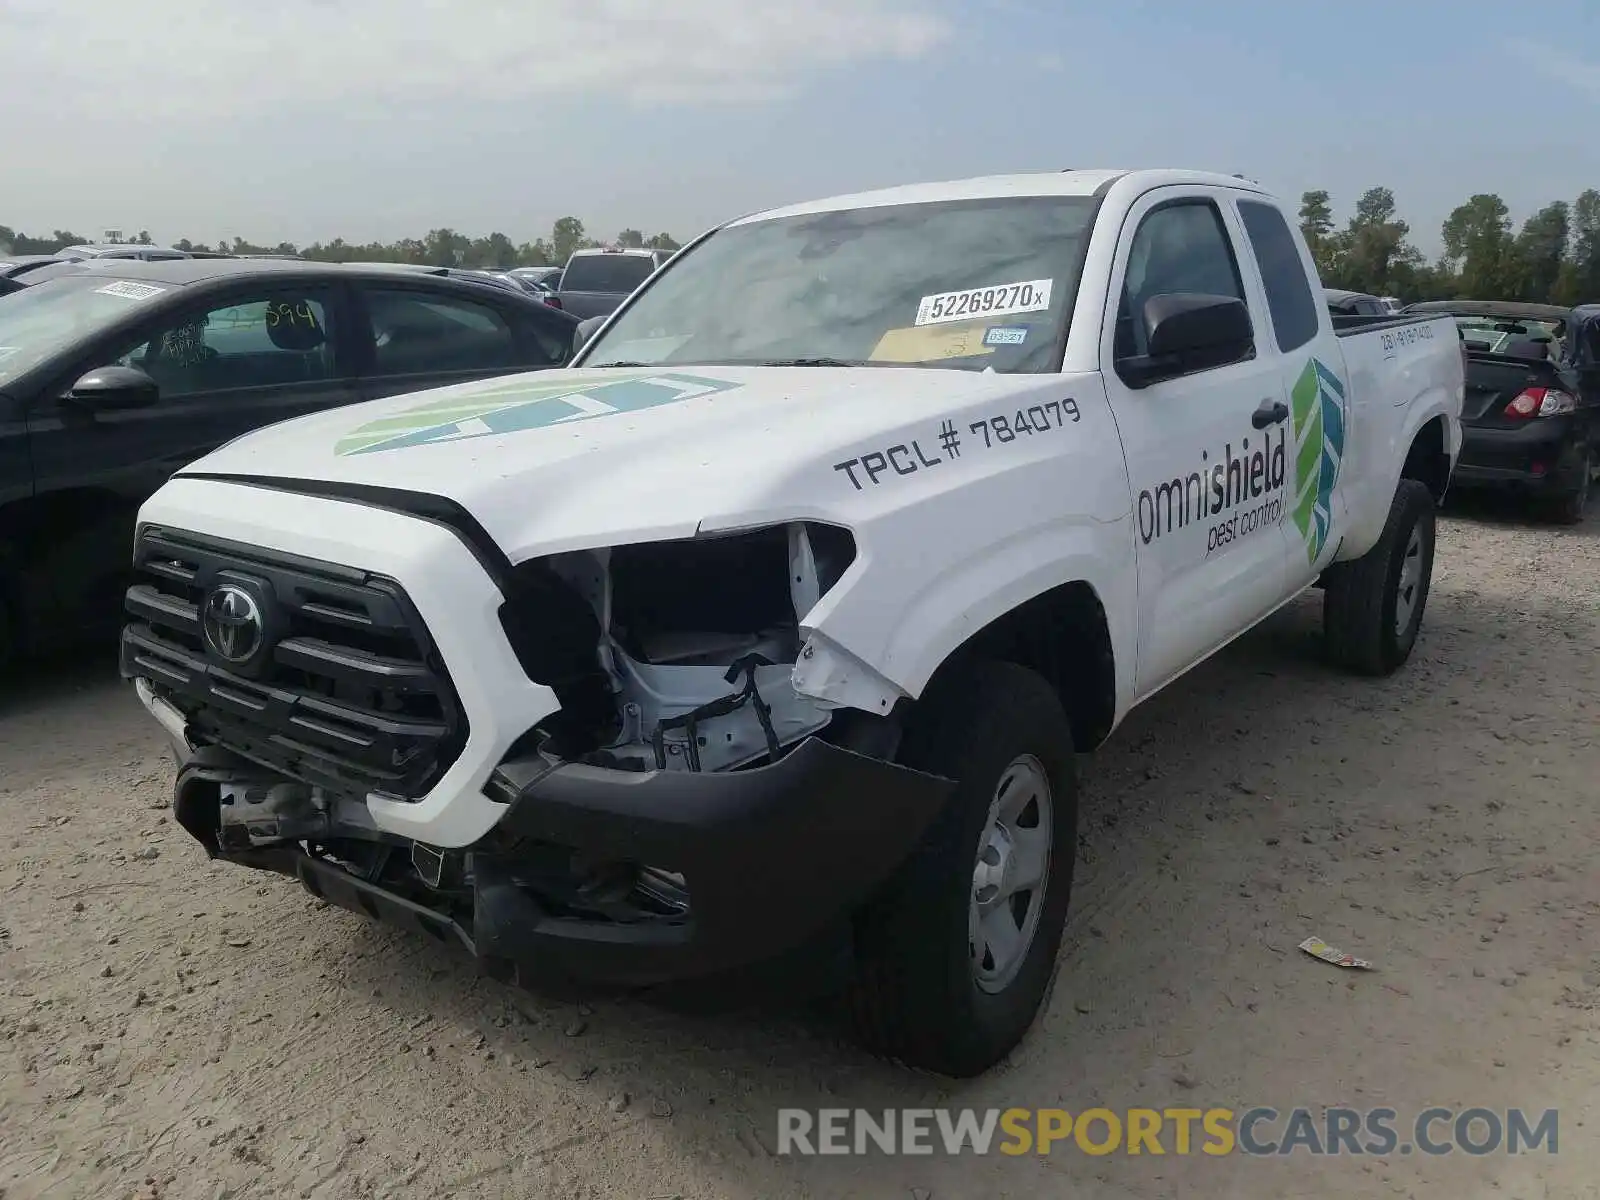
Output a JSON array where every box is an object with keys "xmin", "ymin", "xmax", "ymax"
[
  {"xmin": 1393, "ymin": 523, "xmax": 1425, "ymax": 637},
  {"xmin": 970, "ymin": 753, "xmax": 1054, "ymax": 994}
]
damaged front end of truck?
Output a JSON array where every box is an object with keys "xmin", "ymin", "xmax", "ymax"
[{"xmin": 124, "ymin": 518, "xmax": 952, "ymax": 994}]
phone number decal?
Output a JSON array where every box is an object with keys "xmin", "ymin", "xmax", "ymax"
[
  {"xmin": 833, "ymin": 398, "xmax": 1081, "ymax": 490},
  {"xmin": 1380, "ymin": 323, "xmax": 1434, "ymax": 357}
]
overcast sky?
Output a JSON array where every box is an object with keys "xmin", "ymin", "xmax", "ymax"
[{"xmin": 3, "ymin": 0, "xmax": 1596, "ymax": 254}]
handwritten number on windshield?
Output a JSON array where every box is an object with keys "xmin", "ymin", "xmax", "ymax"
[{"xmin": 264, "ymin": 301, "xmax": 316, "ymax": 327}]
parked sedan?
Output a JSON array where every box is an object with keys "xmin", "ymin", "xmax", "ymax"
[
  {"xmin": 0, "ymin": 257, "xmax": 580, "ymax": 665},
  {"xmin": 1405, "ymin": 299, "xmax": 1598, "ymax": 523}
]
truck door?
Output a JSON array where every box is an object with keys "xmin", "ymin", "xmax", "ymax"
[
  {"xmin": 1232, "ymin": 196, "xmax": 1353, "ymax": 590},
  {"xmin": 1098, "ymin": 189, "xmax": 1293, "ymax": 697}
]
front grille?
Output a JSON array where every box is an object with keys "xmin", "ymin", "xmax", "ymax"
[{"xmin": 121, "ymin": 526, "xmax": 467, "ymax": 801}]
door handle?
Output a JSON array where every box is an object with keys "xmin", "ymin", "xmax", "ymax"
[{"xmin": 1252, "ymin": 399, "xmax": 1289, "ymax": 429}]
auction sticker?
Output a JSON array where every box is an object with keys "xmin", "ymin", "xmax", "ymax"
[
  {"xmin": 916, "ymin": 278, "xmax": 1052, "ymax": 327},
  {"xmin": 983, "ymin": 326, "xmax": 1029, "ymax": 346},
  {"xmin": 95, "ymin": 281, "xmax": 166, "ymax": 301}
]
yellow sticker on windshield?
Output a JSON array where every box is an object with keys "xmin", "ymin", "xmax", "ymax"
[{"xmin": 870, "ymin": 324, "xmax": 997, "ymax": 364}]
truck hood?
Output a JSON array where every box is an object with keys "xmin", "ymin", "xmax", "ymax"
[{"xmin": 178, "ymin": 365, "xmax": 1082, "ymax": 560}]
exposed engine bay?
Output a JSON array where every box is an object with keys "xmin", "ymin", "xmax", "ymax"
[
  {"xmin": 189, "ymin": 521, "xmax": 865, "ymax": 927},
  {"xmin": 503, "ymin": 521, "xmax": 858, "ymax": 774}
]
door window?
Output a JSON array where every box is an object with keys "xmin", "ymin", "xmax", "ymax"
[
  {"xmin": 360, "ymin": 288, "xmax": 520, "ymax": 376},
  {"xmin": 1115, "ymin": 201, "xmax": 1248, "ymax": 364},
  {"xmin": 120, "ymin": 293, "xmax": 336, "ymax": 396}
]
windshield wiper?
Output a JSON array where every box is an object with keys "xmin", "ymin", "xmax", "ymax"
[
  {"xmin": 757, "ymin": 357, "xmax": 869, "ymax": 367},
  {"xmin": 586, "ymin": 360, "xmax": 654, "ymax": 368}
]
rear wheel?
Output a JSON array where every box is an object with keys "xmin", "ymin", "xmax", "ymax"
[
  {"xmin": 1546, "ymin": 447, "xmax": 1591, "ymax": 525},
  {"xmin": 1323, "ymin": 479, "xmax": 1437, "ymax": 677},
  {"xmin": 845, "ymin": 660, "xmax": 1077, "ymax": 1077}
]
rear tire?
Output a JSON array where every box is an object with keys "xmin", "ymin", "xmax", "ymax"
[
  {"xmin": 845, "ymin": 660, "xmax": 1077, "ymax": 1078},
  {"xmin": 1546, "ymin": 447, "xmax": 1591, "ymax": 525},
  {"xmin": 1323, "ymin": 479, "xmax": 1437, "ymax": 677}
]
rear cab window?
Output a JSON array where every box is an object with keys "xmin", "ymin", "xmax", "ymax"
[
  {"xmin": 560, "ymin": 253, "xmax": 659, "ymax": 294},
  {"xmin": 1236, "ymin": 199, "xmax": 1320, "ymax": 352}
]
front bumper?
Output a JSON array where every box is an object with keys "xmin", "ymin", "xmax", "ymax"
[
  {"xmin": 1453, "ymin": 417, "xmax": 1587, "ymax": 493},
  {"xmin": 175, "ymin": 737, "xmax": 952, "ymax": 989},
  {"xmin": 128, "ymin": 477, "xmax": 561, "ymax": 848}
]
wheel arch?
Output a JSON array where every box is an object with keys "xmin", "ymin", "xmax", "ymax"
[
  {"xmin": 918, "ymin": 577, "xmax": 1121, "ymax": 752},
  {"xmin": 1400, "ymin": 414, "xmax": 1453, "ymax": 504}
]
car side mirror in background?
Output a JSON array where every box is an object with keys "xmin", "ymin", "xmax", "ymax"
[
  {"xmin": 573, "ymin": 316, "xmax": 606, "ymax": 355},
  {"xmin": 1119, "ymin": 293, "xmax": 1254, "ymax": 388},
  {"xmin": 67, "ymin": 365, "xmax": 160, "ymax": 410}
]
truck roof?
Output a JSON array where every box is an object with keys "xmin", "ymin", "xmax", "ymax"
[{"xmin": 731, "ymin": 168, "xmax": 1272, "ymax": 226}]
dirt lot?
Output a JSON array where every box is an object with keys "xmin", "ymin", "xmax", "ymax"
[{"xmin": 2, "ymin": 497, "xmax": 1597, "ymax": 1200}]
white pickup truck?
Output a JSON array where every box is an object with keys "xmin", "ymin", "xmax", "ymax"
[{"xmin": 122, "ymin": 169, "xmax": 1463, "ymax": 1077}]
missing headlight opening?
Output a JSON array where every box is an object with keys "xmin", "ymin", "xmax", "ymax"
[{"xmin": 498, "ymin": 522, "xmax": 857, "ymax": 772}]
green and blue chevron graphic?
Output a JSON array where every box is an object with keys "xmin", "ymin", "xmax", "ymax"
[
  {"xmin": 334, "ymin": 371, "xmax": 741, "ymax": 456},
  {"xmin": 1289, "ymin": 357, "xmax": 1346, "ymax": 563}
]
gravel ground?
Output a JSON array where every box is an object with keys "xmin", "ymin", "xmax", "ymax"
[{"xmin": 2, "ymin": 495, "xmax": 1597, "ymax": 1200}]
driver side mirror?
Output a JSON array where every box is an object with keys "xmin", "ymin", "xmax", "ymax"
[
  {"xmin": 573, "ymin": 315, "xmax": 606, "ymax": 355},
  {"xmin": 1119, "ymin": 293, "xmax": 1254, "ymax": 388},
  {"xmin": 67, "ymin": 364, "xmax": 160, "ymax": 410}
]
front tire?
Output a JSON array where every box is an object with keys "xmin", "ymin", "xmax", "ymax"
[
  {"xmin": 845, "ymin": 660, "xmax": 1077, "ymax": 1077},
  {"xmin": 1323, "ymin": 478, "xmax": 1437, "ymax": 677}
]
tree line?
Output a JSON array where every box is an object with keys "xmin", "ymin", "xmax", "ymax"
[
  {"xmin": 0, "ymin": 216, "xmax": 682, "ymax": 270},
  {"xmin": 1299, "ymin": 186, "xmax": 1599, "ymax": 305},
  {"xmin": 4, "ymin": 186, "xmax": 1598, "ymax": 305}
]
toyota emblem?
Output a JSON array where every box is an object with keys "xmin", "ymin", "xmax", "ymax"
[{"xmin": 201, "ymin": 584, "xmax": 265, "ymax": 664}]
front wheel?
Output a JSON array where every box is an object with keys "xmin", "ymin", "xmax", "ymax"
[
  {"xmin": 845, "ymin": 660, "xmax": 1077, "ymax": 1077},
  {"xmin": 1322, "ymin": 478, "xmax": 1437, "ymax": 677}
]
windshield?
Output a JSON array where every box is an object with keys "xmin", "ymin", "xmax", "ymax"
[
  {"xmin": 582, "ymin": 195, "xmax": 1097, "ymax": 373},
  {"xmin": 561, "ymin": 253, "xmax": 658, "ymax": 294},
  {"xmin": 0, "ymin": 274, "xmax": 173, "ymax": 381},
  {"xmin": 1456, "ymin": 315, "xmax": 1564, "ymax": 356}
]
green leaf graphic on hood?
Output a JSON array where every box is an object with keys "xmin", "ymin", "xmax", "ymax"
[
  {"xmin": 1289, "ymin": 357, "xmax": 1346, "ymax": 562},
  {"xmin": 333, "ymin": 371, "xmax": 741, "ymax": 456}
]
